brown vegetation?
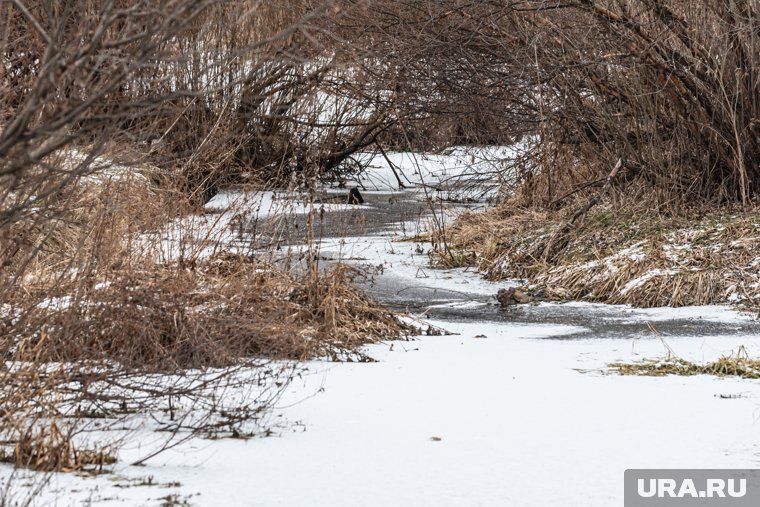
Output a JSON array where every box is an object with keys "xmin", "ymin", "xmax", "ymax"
[
  {"xmin": 0, "ymin": 421, "xmax": 116, "ymax": 473},
  {"xmin": 610, "ymin": 346, "xmax": 760, "ymax": 379},
  {"xmin": 448, "ymin": 203, "xmax": 760, "ymax": 308},
  {"xmin": 426, "ymin": 0, "xmax": 760, "ymax": 306},
  {"xmin": 7, "ymin": 253, "xmax": 406, "ymax": 368},
  {"xmin": 336, "ymin": 0, "xmax": 758, "ymax": 205}
]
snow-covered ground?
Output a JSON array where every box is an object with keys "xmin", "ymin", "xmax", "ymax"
[
  {"xmin": 7, "ymin": 314, "xmax": 760, "ymax": 506},
  {"xmin": 147, "ymin": 145, "xmax": 504, "ymax": 263},
  {"xmin": 344, "ymin": 146, "xmax": 519, "ymax": 199}
]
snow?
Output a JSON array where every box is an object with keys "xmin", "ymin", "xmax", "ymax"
[
  {"xmin": 619, "ymin": 305, "xmax": 756, "ymax": 324},
  {"xmin": 8, "ymin": 318, "xmax": 760, "ymax": 506},
  {"xmin": 342, "ymin": 146, "xmax": 521, "ymax": 199},
  {"xmin": 204, "ymin": 190, "xmax": 362, "ymax": 217},
  {"xmin": 59, "ymin": 148, "xmax": 147, "ymax": 183},
  {"xmin": 35, "ymin": 295, "xmax": 73, "ymax": 311},
  {"xmin": 619, "ymin": 268, "xmax": 681, "ymax": 295},
  {"xmin": 143, "ymin": 190, "xmax": 364, "ymax": 262},
  {"xmin": 319, "ymin": 233, "xmax": 514, "ymax": 303},
  {"xmin": 145, "ymin": 144, "xmax": 515, "ymax": 264}
]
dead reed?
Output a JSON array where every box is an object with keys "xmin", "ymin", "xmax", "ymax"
[
  {"xmin": 448, "ymin": 202, "xmax": 760, "ymax": 309},
  {"xmin": 6, "ymin": 251, "xmax": 408, "ymax": 369},
  {"xmin": 0, "ymin": 0, "xmax": 423, "ymax": 481},
  {"xmin": 610, "ymin": 347, "xmax": 760, "ymax": 379}
]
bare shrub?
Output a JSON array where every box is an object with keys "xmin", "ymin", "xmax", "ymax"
[
  {"xmin": 361, "ymin": 0, "xmax": 759, "ymax": 300},
  {"xmin": 332, "ymin": 1, "xmax": 529, "ymax": 150},
  {"xmin": 339, "ymin": 0, "xmax": 758, "ymax": 205}
]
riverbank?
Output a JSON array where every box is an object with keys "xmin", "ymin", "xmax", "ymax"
[{"xmin": 447, "ymin": 204, "xmax": 760, "ymax": 311}]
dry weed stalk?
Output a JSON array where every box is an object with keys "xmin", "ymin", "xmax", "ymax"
[{"xmin": 0, "ymin": 421, "xmax": 116, "ymax": 473}]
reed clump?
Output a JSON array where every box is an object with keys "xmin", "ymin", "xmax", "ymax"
[
  {"xmin": 448, "ymin": 202, "xmax": 760, "ymax": 309},
  {"xmin": 610, "ymin": 347, "xmax": 760, "ymax": 379},
  {"xmin": 6, "ymin": 251, "xmax": 410, "ymax": 370}
]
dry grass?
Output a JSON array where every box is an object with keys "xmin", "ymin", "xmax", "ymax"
[
  {"xmin": 609, "ymin": 347, "xmax": 760, "ymax": 379},
  {"xmin": 448, "ymin": 200, "xmax": 760, "ymax": 309},
  {"xmin": 3, "ymin": 146, "xmax": 409, "ymax": 369},
  {"xmin": 3, "ymin": 150, "xmax": 171, "ymax": 285},
  {"xmin": 0, "ymin": 0, "xmax": 420, "ymax": 480},
  {"xmin": 1, "ymin": 214, "xmax": 409, "ymax": 473},
  {"xmin": 0, "ymin": 422, "xmax": 116, "ymax": 473},
  {"xmin": 6, "ymin": 251, "xmax": 409, "ymax": 371}
]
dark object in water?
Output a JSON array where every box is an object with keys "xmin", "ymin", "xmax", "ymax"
[
  {"xmin": 347, "ymin": 187, "xmax": 364, "ymax": 204},
  {"xmin": 497, "ymin": 287, "xmax": 531, "ymax": 307},
  {"xmin": 317, "ymin": 187, "xmax": 364, "ymax": 205}
]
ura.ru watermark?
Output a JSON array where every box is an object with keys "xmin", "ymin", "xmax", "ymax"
[
  {"xmin": 638, "ymin": 478, "xmax": 745, "ymax": 499},
  {"xmin": 625, "ymin": 470, "xmax": 760, "ymax": 506}
]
